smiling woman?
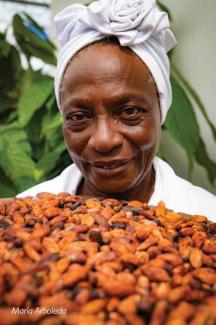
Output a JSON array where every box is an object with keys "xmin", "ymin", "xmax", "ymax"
[
  {"xmin": 61, "ymin": 40, "xmax": 160, "ymax": 202},
  {"xmin": 18, "ymin": 0, "xmax": 216, "ymax": 221}
]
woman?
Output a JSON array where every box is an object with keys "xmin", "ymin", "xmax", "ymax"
[{"xmin": 19, "ymin": 0, "xmax": 216, "ymax": 221}]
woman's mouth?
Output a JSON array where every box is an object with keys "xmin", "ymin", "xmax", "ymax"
[{"xmin": 88, "ymin": 159, "xmax": 133, "ymax": 176}]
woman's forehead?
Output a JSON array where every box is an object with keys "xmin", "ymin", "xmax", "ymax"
[
  {"xmin": 62, "ymin": 42, "xmax": 154, "ymax": 85},
  {"xmin": 61, "ymin": 43, "xmax": 159, "ymax": 115}
]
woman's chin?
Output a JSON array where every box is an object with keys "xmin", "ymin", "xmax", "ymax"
[{"xmin": 87, "ymin": 175, "xmax": 137, "ymax": 197}]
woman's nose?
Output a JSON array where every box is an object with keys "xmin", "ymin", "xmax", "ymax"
[{"xmin": 88, "ymin": 117, "xmax": 123, "ymax": 153}]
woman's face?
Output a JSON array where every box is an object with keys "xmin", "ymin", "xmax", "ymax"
[{"xmin": 61, "ymin": 43, "xmax": 161, "ymax": 197}]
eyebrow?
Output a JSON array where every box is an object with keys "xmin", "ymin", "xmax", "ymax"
[
  {"xmin": 62, "ymin": 98, "xmax": 93, "ymax": 112},
  {"xmin": 107, "ymin": 94, "xmax": 150, "ymax": 108},
  {"xmin": 62, "ymin": 93, "xmax": 150, "ymax": 113}
]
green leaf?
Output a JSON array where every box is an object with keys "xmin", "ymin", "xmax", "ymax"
[
  {"xmin": 0, "ymin": 44, "xmax": 22, "ymax": 95},
  {"xmin": 18, "ymin": 78, "xmax": 54, "ymax": 126},
  {"xmin": 47, "ymin": 151, "xmax": 71, "ymax": 180},
  {"xmin": 165, "ymin": 77, "xmax": 200, "ymax": 169},
  {"xmin": 46, "ymin": 93, "xmax": 56, "ymax": 112},
  {"xmin": 13, "ymin": 14, "xmax": 56, "ymax": 65},
  {"xmin": 25, "ymin": 109, "xmax": 44, "ymax": 146},
  {"xmin": 171, "ymin": 64, "xmax": 216, "ymax": 142},
  {"xmin": 42, "ymin": 111, "xmax": 63, "ymax": 134},
  {"xmin": 0, "ymin": 98, "xmax": 14, "ymax": 113},
  {"xmin": 41, "ymin": 111, "xmax": 63, "ymax": 149},
  {"xmin": 157, "ymin": 141, "xmax": 166, "ymax": 160},
  {"xmin": 25, "ymin": 13, "xmax": 55, "ymax": 50},
  {"xmin": 187, "ymin": 153, "xmax": 194, "ymax": 180},
  {"xmin": 37, "ymin": 142, "xmax": 67, "ymax": 178},
  {"xmin": 0, "ymin": 167, "xmax": 17, "ymax": 198},
  {"xmin": 0, "ymin": 33, "xmax": 11, "ymax": 57},
  {"xmin": 0, "ymin": 123, "xmax": 37, "ymax": 191},
  {"xmin": 24, "ymin": 13, "xmax": 55, "ymax": 50},
  {"xmin": 19, "ymin": 69, "xmax": 48, "ymax": 96},
  {"xmin": 195, "ymin": 137, "xmax": 216, "ymax": 184}
]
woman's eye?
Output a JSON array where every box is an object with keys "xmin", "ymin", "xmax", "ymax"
[
  {"xmin": 119, "ymin": 107, "xmax": 144, "ymax": 120},
  {"xmin": 124, "ymin": 107, "xmax": 139, "ymax": 116},
  {"xmin": 64, "ymin": 112, "xmax": 92, "ymax": 130},
  {"xmin": 66, "ymin": 112, "xmax": 91, "ymax": 122}
]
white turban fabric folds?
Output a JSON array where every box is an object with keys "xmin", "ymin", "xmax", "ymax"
[{"xmin": 54, "ymin": 0, "xmax": 177, "ymax": 123}]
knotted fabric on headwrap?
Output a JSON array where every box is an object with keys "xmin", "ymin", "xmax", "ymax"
[{"xmin": 54, "ymin": 0, "xmax": 177, "ymax": 124}]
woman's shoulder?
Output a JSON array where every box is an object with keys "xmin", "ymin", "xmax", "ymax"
[{"xmin": 17, "ymin": 163, "xmax": 82, "ymax": 198}]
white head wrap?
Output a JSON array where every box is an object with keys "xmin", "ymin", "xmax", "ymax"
[{"xmin": 54, "ymin": 0, "xmax": 176, "ymax": 123}]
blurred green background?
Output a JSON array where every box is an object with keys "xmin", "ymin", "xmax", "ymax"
[{"xmin": 0, "ymin": 0, "xmax": 215, "ymax": 198}]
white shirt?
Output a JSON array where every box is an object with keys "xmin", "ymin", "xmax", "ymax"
[{"xmin": 18, "ymin": 157, "xmax": 216, "ymax": 221}]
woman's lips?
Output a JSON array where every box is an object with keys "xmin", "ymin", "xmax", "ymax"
[{"xmin": 88, "ymin": 159, "xmax": 133, "ymax": 176}]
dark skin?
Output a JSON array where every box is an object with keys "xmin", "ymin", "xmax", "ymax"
[{"xmin": 61, "ymin": 42, "xmax": 161, "ymax": 202}]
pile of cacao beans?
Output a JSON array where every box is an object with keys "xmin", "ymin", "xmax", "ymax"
[{"xmin": 0, "ymin": 193, "xmax": 215, "ymax": 325}]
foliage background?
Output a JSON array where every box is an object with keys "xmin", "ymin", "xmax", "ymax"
[
  {"xmin": 159, "ymin": 0, "xmax": 216, "ymax": 194},
  {"xmin": 0, "ymin": 0, "xmax": 215, "ymax": 198}
]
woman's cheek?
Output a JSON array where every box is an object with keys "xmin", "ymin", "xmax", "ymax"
[
  {"xmin": 63, "ymin": 126, "xmax": 87, "ymax": 156},
  {"xmin": 124, "ymin": 124, "xmax": 158, "ymax": 149}
]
